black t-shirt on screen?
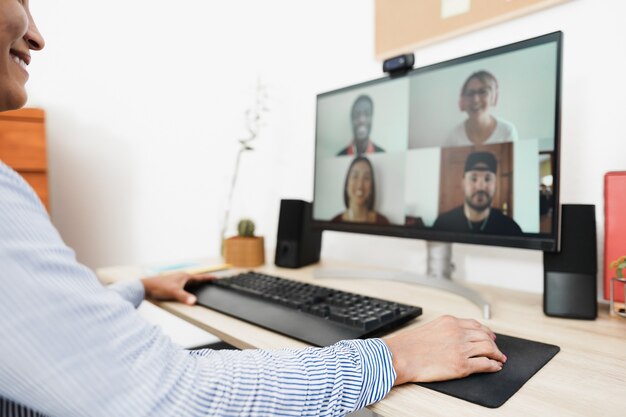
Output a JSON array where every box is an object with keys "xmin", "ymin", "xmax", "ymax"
[{"xmin": 433, "ymin": 206, "xmax": 523, "ymax": 235}]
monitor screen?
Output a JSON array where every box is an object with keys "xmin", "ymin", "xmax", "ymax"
[{"xmin": 312, "ymin": 32, "xmax": 562, "ymax": 251}]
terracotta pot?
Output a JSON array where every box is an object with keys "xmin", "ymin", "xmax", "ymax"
[{"xmin": 223, "ymin": 236, "xmax": 265, "ymax": 267}]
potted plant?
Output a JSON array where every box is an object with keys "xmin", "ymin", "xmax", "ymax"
[
  {"xmin": 224, "ymin": 219, "xmax": 265, "ymax": 267},
  {"xmin": 609, "ymin": 255, "xmax": 626, "ymax": 318},
  {"xmin": 219, "ymin": 79, "xmax": 269, "ymax": 256},
  {"xmin": 609, "ymin": 255, "xmax": 626, "ymax": 278}
]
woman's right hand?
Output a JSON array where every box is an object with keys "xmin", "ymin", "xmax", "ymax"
[{"xmin": 383, "ymin": 315, "xmax": 506, "ymax": 385}]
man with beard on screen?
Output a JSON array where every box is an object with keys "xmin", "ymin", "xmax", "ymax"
[{"xmin": 433, "ymin": 151, "xmax": 522, "ymax": 235}]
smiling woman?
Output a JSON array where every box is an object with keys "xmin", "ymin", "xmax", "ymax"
[
  {"xmin": 331, "ymin": 156, "xmax": 390, "ymax": 225},
  {"xmin": 444, "ymin": 70, "xmax": 518, "ymax": 147},
  {"xmin": 0, "ymin": 1, "xmax": 507, "ymax": 416},
  {"xmin": 0, "ymin": 0, "xmax": 44, "ymax": 111}
]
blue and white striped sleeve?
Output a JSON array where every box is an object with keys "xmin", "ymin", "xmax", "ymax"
[
  {"xmin": 182, "ymin": 339, "xmax": 394, "ymax": 416},
  {"xmin": 107, "ymin": 279, "xmax": 145, "ymax": 308},
  {"xmin": 0, "ymin": 162, "xmax": 396, "ymax": 417}
]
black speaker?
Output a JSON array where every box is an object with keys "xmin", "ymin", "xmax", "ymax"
[
  {"xmin": 543, "ymin": 204, "xmax": 597, "ymax": 319},
  {"xmin": 275, "ymin": 199, "xmax": 322, "ymax": 268}
]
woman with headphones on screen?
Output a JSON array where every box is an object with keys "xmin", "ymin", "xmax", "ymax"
[
  {"xmin": 445, "ymin": 70, "xmax": 519, "ymax": 147},
  {"xmin": 332, "ymin": 156, "xmax": 390, "ymax": 225},
  {"xmin": 0, "ymin": 1, "xmax": 505, "ymax": 415}
]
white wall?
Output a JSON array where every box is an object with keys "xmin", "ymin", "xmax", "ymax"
[
  {"xmin": 25, "ymin": 0, "xmax": 626, "ymax": 296},
  {"xmin": 26, "ymin": 0, "xmax": 381, "ymax": 268},
  {"xmin": 405, "ymin": 148, "xmax": 441, "ymax": 226}
]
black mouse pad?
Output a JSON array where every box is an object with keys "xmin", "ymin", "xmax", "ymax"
[{"xmin": 416, "ymin": 333, "xmax": 559, "ymax": 408}]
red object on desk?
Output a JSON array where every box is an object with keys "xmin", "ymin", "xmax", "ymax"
[{"xmin": 604, "ymin": 172, "xmax": 626, "ymax": 302}]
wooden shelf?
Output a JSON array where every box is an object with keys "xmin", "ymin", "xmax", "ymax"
[{"xmin": 0, "ymin": 108, "xmax": 49, "ymax": 211}]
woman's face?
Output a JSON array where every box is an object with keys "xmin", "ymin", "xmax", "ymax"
[
  {"xmin": 461, "ymin": 77, "xmax": 496, "ymax": 118},
  {"xmin": 347, "ymin": 160, "xmax": 372, "ymax": 208},
  {"xmin": 0, "ymin": 0, "xmax": 45, "ymax": 111}
]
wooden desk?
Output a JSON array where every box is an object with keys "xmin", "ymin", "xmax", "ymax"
[{"xmin": 97, "ymin": 261, "xmax": 626, "ymax": 417}]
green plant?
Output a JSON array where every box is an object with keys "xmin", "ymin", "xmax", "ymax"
[
  {"xmin": 610, "ymin": 255, "xmax": 626, "ymax": 278},
  {"xmin": 219, "ymin": 78, "xmax": 269, "ymax": 249},
  {"xmin": 237, "ymin": 218, "xmax": 256, "ymax": 237}
]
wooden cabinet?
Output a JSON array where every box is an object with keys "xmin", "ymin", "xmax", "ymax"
[{"xmin": 0, "ymin": 108, "xmax": 49, "ymax": 211}]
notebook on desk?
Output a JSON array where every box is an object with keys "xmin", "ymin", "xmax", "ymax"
[{"xmin": 417, "ymin": 333, "xmax": 560, "ymax": 408}]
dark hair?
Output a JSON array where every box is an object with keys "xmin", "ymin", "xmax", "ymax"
[
  {"xmin": 460, "ymin": 70, "xmax": 498, "ymax": 96},
  {"xmin": 351, "ymin": 94, "xmax": 374, "ymax": 119},
  {"xmin": 343, "ymin": 156, "xmax": 376, "ymax": 211}
]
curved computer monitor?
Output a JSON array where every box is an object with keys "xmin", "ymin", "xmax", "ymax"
[{"xmin": 312, "ymin": 32, "xmax": 562, "ymax": 252}]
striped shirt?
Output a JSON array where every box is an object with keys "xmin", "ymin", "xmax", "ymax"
[{"xmin": 0, "ymin": 161, "xmax": 396, "ymax": 417}]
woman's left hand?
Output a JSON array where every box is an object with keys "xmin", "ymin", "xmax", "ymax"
[{"xmin": 141, "ymin": 272, "xmax": 215, "ymax": 305}]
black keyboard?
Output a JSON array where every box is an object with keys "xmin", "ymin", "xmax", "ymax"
[{"xmin": 186, "ymin": 271, "xmax": 422, "ymax": 346}]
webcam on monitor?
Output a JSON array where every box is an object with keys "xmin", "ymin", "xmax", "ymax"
[{"xmin": 382, "ymin": 53, "xmax": 415, "ymax": 77}]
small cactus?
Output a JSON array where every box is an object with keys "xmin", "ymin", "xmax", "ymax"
[{"xmin": 237, "ymin": 219, "xmax": 255, "ymax": 237}]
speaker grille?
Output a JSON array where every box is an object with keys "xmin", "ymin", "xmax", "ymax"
[
  {"xmin": 276, "ymin": 200, "xmax": 305, "ymax": 240},
  {"xmin": 544, "ymin": 204, "xmax": 597, "ymax": 275},
  {"xmin": 275, "ymin": 200, "xmax": 322, "ymax": 268}
]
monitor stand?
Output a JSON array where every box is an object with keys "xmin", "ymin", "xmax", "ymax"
[{"xmin": 313, "ymin": 241, "xmax": 491, "ymax": 319}]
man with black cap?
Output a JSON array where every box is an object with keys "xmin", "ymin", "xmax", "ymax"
[{"xmin": 433, "ymin": 151, "xmax": 522, "ymax": 234}]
